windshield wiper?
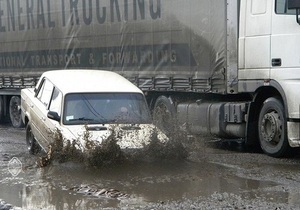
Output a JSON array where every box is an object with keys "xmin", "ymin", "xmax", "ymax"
[
  {"xmin": 69, "ymin": 118, "xmax": 95, "ymax": 121},
  {"xmin": 70, "ymin": 118, "xmax": 113, "ymax": 125}
]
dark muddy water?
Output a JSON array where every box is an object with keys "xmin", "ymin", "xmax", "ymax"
[
  {"xmin": 1, "ymin": 125, "xmax": 300, "ymax": 209},
  {"xmin": 0, "ymin": 157, "xmax": 281, "ymax": 209}
]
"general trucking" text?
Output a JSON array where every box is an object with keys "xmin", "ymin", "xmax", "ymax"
[{"xmin": 0, "ymin": 0, "xmax": 161, "ymax": 32}]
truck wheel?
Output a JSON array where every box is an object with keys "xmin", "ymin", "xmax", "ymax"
[
  {"xmin": 152, "ymin": 96, "xmax": 176, "ymax": 135},
  {"xmin": 258, "ymin": 97, "xmax": 290, "ymax": 157},
  {"xmin": 26, "ymin": 123, "xmax": 39, "ymax": 154},
  {"xmin": 9, "ymin": 96, "xmax": 24, "ymax": 128}
]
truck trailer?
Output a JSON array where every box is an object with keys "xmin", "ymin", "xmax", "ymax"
[{"xmin": 1, "ymin": 0, "xmax": 300, "ymax": 157}]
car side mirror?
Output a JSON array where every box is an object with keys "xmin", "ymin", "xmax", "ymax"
[
  {"xmin": 288, "ymin": 0, "xmax": 300, "ymax": 24},
  {"xmin": 47, "ymin": 111, "xmax": 60, "ymax": 122},
  {"xmin": 34, "ymin": 88, "xmax": 38, "ymax": 96}
]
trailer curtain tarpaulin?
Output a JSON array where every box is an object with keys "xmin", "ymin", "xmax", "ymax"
[{"xmin": 0, "ymin": 0, "xmax": 229, "ymax": 93}]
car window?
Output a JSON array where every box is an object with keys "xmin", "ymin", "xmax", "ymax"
[
  {"xmin": 49, "ymin": 88, "xmax": 62, "ymax": 116},
  {"xmin": 37, "ymin": 79, "xmax": 54, "ymax": 108}
]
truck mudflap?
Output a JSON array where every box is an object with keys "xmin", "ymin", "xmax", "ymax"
[
  {"xmin": 287, "ymin": 121, "xmax": 300, "ymax": 147},
  {"xmin": 177, "ymin": 101, "xmax": 248, "ymax": 139}
]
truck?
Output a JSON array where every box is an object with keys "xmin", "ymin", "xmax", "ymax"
[{"xmin": 0, "ymin": 0, "xmax": 300, "ymax": 157}]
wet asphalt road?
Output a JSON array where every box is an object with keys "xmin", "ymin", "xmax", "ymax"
[{"xmin": 1, "ymin": 124, "xmax": 300, "ymax": 209}]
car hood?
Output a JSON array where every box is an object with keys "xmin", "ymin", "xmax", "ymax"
[{"xmin": 59, "ymin": 124, "xmax": 168, "ymax": 151}]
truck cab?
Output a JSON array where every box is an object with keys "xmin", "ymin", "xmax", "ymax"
[{"xmin": 234, "ymin": 0, "xmax": 300, "ymax": 156}]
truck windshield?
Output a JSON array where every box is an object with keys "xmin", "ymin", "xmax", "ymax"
[{"xmin": 63, "ymin": 93, "xmax": 152, "ymax": 125}]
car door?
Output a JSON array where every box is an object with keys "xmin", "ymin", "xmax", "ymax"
[
  {"xmin": 30, "ymin": 78, "xmax": 54, "ymax": 150},
  {"xmin": 46, "ymin": 87, "xmax": 63, "ymax": 142}
]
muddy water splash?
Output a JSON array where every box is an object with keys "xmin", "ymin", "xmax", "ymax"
[
  {"xmin": 42, "ymin": 125, "xmax": 188, "ymax": 167},
  {"xmin": 128, "ymin": 129, "xmax": 188, "ymax": 161}
]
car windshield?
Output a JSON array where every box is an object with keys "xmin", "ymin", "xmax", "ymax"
[{"xmin": 63, "ymin": 93, "xmax": 152, "ymax": 125}]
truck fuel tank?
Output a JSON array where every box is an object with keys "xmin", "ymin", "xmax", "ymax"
[{"xmin": 177, "ymin": 101, "xmax": 248, "ymax": 139}]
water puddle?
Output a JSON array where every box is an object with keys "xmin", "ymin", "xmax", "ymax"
[
  {"xmin": 0, "ymin": 126, "xmax": 298, "ymax": 209},
  {"xmin": 0, "ymin": 158, "xmax": 291, "ymax": 209}
]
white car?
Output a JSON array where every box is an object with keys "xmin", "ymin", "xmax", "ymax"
[{"xmin": 21, "ymin": 70, "xmax": 167, "ymax": 154}]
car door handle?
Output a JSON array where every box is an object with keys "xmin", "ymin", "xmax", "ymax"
[{"xmin": 272, "ymin": 58, "xmax": 282, "ymax": 67}]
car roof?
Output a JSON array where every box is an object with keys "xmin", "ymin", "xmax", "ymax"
[{"xmin": 41, "ymin": 69, "xmax": 142, "ymax": 94}]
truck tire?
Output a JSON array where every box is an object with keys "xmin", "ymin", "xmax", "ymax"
[
  {"xmin": 9, "ymin": 96, "xmax": 24, "ymax": 128},
  {"xmin": 26, "ymin": 123, "xmax": 39, "ymax": 154},
  {"xmin": 152, "ymin": 96, "xmax": 176, "ymax": 135},
  {"xmin": 258, "ymin": 97, "xmax": 290, "ymax": 157}
]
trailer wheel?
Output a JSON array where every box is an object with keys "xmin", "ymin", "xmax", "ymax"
[
  {"xmin": 152, "ymin": 96, "xmax": 176, "ymax": 135},
  {"xmin": 9, "ymin": 96, "xmax": 24, "ymax": 128},
  {"xmin": 258, "ymin": 97, "xmax": 290, "ymax": 157},
  {"xmin": 26, "ymin": 123, "xmax": 39, "ymax": 154}
]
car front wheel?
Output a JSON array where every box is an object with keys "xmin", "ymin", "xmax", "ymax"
[{"xmin": 26, "ymin": 123, "xmax": 39, "ymax": 155}]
